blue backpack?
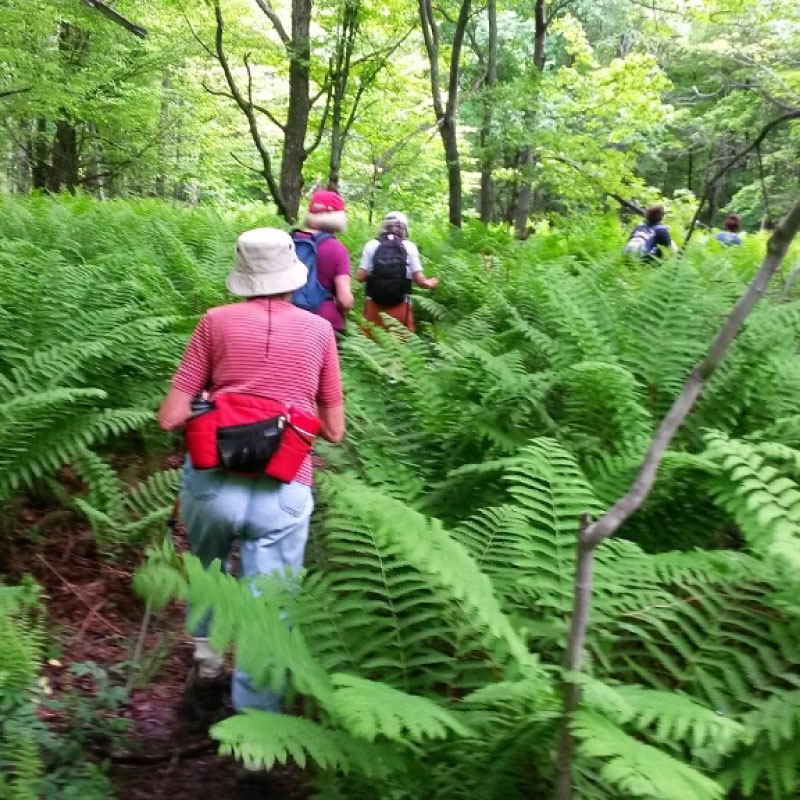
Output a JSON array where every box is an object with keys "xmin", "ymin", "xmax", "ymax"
[{"xmin": 290, "ymin": 230, "xmax": 333, "ymax": 312}]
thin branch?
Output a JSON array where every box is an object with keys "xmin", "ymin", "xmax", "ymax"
[
  {"xmin": 542, "ymin": 0, "xmax": 576, "ymax": 32},
  {"xmin": 464, "ymin": 20, "xmax": 486, "ymax": 66},
  {"xmin": 230, "ymin": 152, "xmax": 264, "ymax": 175},
  {"xmin": 685, "ymin": 109, "xmax": 800, "ymax": 243},
  {"xmin": 177, "ymin": 0, "xmax": 215, "ymax": 58},
  {"xmin": 244, "ymin": 52, "xmax": 286, "ymax": 131},
  {"xmin": 36, "ymin": 554, "xmax": 125, "ymax": 635},
  {"xmin": 211, "ymin": 0, "xmax": 286, "ymax": 218},
  {"xmin": 756, "ymin": 142, "xmax": 773, "ymax": 224},
  {"xmin": 608, "ymin": 192, "xmax": 644, "ymax": 216},
  {"xmin": 81, "ymin": 0, "xmax": 147, "ymax": 38},
  {"xmin": 418, "ymin": 0, "xmax": 444, "ymax": 119},
  {"xmin": 555, "ymin": 196, "xmax": 800, "ymax": 800},
  {"xmin": 0, "ymin": 87, "xmax": 31, "ymax": 100},
  {"xmin": 541, "ymin": 152, "xmax": 643, "ymax": 214},
  {"xmin": 588, "ymin": 199, "xmax": 800, "ymax": 546},
  {"xmin": 446, "ymin": 0, "xmax": 473, "ymax": 117},
  {"xmin": 304, "ymin": 88, "xmax": 331, "ymax": 156},
  {"xmin": 340, "ymin": 27, "xmax": 415, "ymax": 145},
  {"xmin": 309, "ymin": 75, "xmax": 333, "ymax": 107},
  {"xmin": 253, "ymin": 0, "xmax": 290, "ymax": 47}
]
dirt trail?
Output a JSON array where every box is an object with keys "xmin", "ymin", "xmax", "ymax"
[{"xmin": 2, "ymin": 500, "xmax": 241, "ymax": 799}]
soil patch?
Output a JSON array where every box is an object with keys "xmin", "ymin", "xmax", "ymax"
[{"xmin": 1, "ymin": 491, "xmax": 308, "ymax": 800}]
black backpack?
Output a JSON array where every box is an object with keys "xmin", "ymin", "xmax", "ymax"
[{"xmin": 366, "ymin": 235, "xmax": 411, "ymax": 306}]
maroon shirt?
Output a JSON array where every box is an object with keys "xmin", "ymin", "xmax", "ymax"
[{"xmin": 294, "ymin": 231, "xmax": 351, "ymax": 331}]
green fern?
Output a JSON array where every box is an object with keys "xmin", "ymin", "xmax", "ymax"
[
  {"xmin": 572, "ymin": 710, "xmax": 725, "ymax": 800},
  {"xmin": 212, "ymin": 711, "xmax": 396, "ymax": 776}
]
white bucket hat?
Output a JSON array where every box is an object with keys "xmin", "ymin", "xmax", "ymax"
[{"xmin": 226, "ymin": 228, "xmax": 307, "ymax": 298}]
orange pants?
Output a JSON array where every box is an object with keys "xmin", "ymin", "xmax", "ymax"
[{"xmin": 362, "ymin": 298, "xmax": 415, "ymax": 333}]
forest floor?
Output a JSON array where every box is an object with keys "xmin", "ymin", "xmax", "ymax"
[{"xmin": 1, "ymin": 465, "xmax": 308, "ymax": 800}]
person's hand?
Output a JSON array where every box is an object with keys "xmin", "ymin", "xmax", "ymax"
[{"xmin": 427, "ymin": 277, "xmax": 440, "ymax": 290}]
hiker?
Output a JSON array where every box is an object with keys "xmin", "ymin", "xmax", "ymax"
[
  {"xmin": 291, "ymin": 189, "xmax": 354, "ymax": 335},
  {"xmin": 715, "ymin": 213, "xmax": 743, "ymax": 246},
  {"xmin": 356, "ymin": 211, "xmax": 439, "ymax": 333},
  {"xmin": 623, "ymin": 204, "xmax": 678, "ymax": 261},
  {"xmin": 157, "ymin": 227, "xmax": 344, "ymax": 716}
]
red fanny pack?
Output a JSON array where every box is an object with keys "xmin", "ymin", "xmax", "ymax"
[{"xmin": 185, "ymin": 393, "xmax": 321, "ymax": 483}]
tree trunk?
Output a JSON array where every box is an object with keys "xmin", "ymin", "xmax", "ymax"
[
  {"xmin": 155, "ymin": 75, "xmax": 171, "ymax": 198},
  {"xmin": 47, "ymin": 118, "xmax": 79, "ymax": 193},
  {"xmin": 479, "ymin": 0, "xmax": 498, "ymax": 224},
  {"xmin": 512, "ymin": 0, "xmax": 546, "ymax": 239},
  {"xmin": 86, "ymin": 123, "xmax": 105, "ymax": 200},
  {"xmin": 418, "ymin": 0, "xmax": 472, "ymax": 228},
  {"xmin": 280, "ymin": 0, "xmax": 313, "ymax": 221},
  {"xmin": 327, "ymin": 0, "xmax": 359, "ymax": 192},
  {"xmin": 441, "ymin": 116, "xmax": 463, "ymax": 227},
  {"xmin": 32, "ymin": 118, "xmax": 49, "ymax": 190},
  {"xmin": 15, "ymin": 120, "xmax": 31, "ymax": 193},
  {"xmin": 513, "ymin": 147, "xmax": 533, "ymax": 239},
  {"xmin": 46, "ymin": 21, "xmax": 86, "ymax": 193}
]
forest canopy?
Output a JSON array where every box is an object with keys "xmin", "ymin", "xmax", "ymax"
[
  {"xmin": 1, "ymin": 0, "xmax": 798, "ymax": 233},
  {"xmin": 3, "ymin": 3, "xmax": 800, "ymax": 800}
]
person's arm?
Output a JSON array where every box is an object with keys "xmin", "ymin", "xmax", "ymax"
[
  {"xmin": 158, "ymin": 388, "xmax": 194, "ymax": 430},
  {"xmin": 658, "ymin": 225, "xmax": 676, "ymax": 253},
  {"xmin": 159, "ymin": 315, "xmax": 212, "ymax": 430},
  {"xmin": 330, "ymin": 242, "xmax": 354, "ymax": 311},
  {"xmin": 319, "ymin": 403, "xmax": 345, "ymax": 442},
  {"xmin": 356, "ymin": 241, "xmax": 374, "ymax": 282},
  {"xmin": 407, "ymin": 241, "xmax": 439, "ymax": 289},
  {"xmin": 317, "ymin": 328, "xmax": 345, "ymax": 442},
  {"xmin": 334, "ymin": 274, "xmax": 354, "ymax": 310},
  {"xmin": 412, "ymin": 272, "xmax": 439, "ymax": 289}
]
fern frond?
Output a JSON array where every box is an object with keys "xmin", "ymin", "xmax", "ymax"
[
  {"xmin": 573, "ymin": 710, "xmax": 725, "ymax": 800},
  {"xmin": 329, "ymin": 673, "xmax": 470, "ymax": 742},
  {"xmin": 212, "ymin": 710, "xmax": 394, "ymax": 776}
]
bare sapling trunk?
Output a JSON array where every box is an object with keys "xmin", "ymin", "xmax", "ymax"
[
  {"xmin": 479, "ymin": 0, "xmax": 497, "ymax": 224},
  {"xmin": 554, "ymin": 197, "xmax": 800, "ymax": 800}
]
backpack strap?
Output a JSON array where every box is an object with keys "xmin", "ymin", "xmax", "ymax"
[{"xmin": 291, "ymin": 229, "xmax": 333, "ymax": 251}]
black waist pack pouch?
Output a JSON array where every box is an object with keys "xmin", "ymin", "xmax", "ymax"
[{"xmin": 216, "ymin": 416, "xmax": 285, "ymax": 473}]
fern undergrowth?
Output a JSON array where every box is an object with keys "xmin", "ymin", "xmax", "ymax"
[{"xmin": 2, "ymin": 196, "xmax": 800, "ymax": 798}]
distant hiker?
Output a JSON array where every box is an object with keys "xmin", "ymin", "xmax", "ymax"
[
  {"xmin": 356, "ymin": 211, "xmax": 439, "ymax": 333},
  {"xmin": 291, "ymin": 189, "xmax": 354, "ymax": 335},
  {"xmin": 158, "ymin": 227, "xmax": 344, "ymax": 716},
  {"xmin": 623, "ymin": 204, "xmax": 678, "ymax": 261},
  {"xmin": 715, "ymin": 213, "xmax": 743, "ymax": 246}
]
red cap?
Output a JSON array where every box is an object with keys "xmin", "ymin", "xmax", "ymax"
[{"xmin": 308, "ymin": 189, "xmax": 345, "ymax": 213}]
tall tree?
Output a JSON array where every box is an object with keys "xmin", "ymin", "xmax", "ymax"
[
  {"xmin": 478, "ymin": 0, "xmax": 498, "ymax": 223},
  {"xmin": 324, "ymin": 0, "xmax": 409, "ymax": 191},
  {"xmin": 418, "ymin": 0, "xmax": 473, "ymax": 227},
  {"xmin": 512, "ymin": 0, "xmax": 556, "ymax": 238},
  {"xmin": 208, "ymin": 0, "xmax": 323, "ymax": 221}
]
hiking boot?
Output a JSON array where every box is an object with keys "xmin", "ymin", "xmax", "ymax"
[
  {"xmin": 183, "ymin": 663, "xmax": 229, "ymax": 724},
  {"xmin": 233, "ymin": 765, "xmax": 284, "ymax": 800}
]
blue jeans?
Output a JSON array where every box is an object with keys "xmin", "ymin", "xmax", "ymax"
[{"xmin": 180, "ymin": 459, "xmax": 313, "ymax": 712}]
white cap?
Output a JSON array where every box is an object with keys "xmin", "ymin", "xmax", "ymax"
[
  {"xmin": 225, "ymin": 228, "xmax": 307, "ymax": 298},
  {"xmin": 384, "ymin": 211, "xmax": 409, "ymax": 229}
]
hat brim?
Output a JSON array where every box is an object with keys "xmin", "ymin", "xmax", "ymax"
[{"xmin": 225, "ymin": 260, "xmax": 308, "ymax": 298}]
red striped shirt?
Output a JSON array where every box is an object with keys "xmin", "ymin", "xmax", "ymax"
[{"xmin": 172, "ymin": 298, "xmax": 343, "ymax": 485}]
